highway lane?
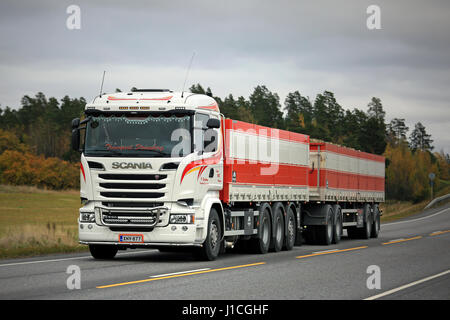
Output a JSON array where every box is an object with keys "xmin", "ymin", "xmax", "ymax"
[{"xmin": 0, "ymin": 203, "xmax": 449, "ymax": 300}]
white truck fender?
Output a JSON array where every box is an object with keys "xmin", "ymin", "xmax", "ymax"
[{"xmin": 198, "ymin": 192, "xmax": 224, "ymax": 242}]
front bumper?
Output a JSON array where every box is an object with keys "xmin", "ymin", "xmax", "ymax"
[
  {"xmin": 78, "ymin": 201, "xmax": 206, "ymax": 246},
  {"xmin": 79, "ymin": 221, "xmax": 201, "ymax": 246}
]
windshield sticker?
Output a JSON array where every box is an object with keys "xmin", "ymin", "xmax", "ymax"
[{"xmin": 105, "ymin": 143, "xmax": 164, "ymax": 152}]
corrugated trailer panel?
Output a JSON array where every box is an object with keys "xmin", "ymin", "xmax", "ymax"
[
  {"xmin": 220, "ymin": 119, "xmax": 310, "ymax": 203},
  {"xmin": 308, "ymin": 142, "xmax": 385, "ymax": 202}
]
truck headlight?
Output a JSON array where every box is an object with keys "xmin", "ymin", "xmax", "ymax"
[
  {"xmin": 80, "ymin": 212, "xmax": 95, "ymax": 222},
  {"xmin": 169, "ymin": 214, "xmax": 194, "ymax": 224}
]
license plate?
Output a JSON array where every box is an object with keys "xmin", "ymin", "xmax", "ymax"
[{"xmin": 119, "ymin": 234, "xmax": 144, "ymax": 243}]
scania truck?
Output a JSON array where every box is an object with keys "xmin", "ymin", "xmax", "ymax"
[{"xmin": 72, "ymin": 88, "xmax": 385, "ymax": 260}]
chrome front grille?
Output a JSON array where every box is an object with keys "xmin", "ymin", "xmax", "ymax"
[
  {"xmin": 96, "ymin": 173, "xmax": 168, "ymax": 200},
  {"xmin": 93, "ymin": 170, "xmax": 173, "ymax": 228},
  {"xmin": 99, "ymin": 183, "xmax": 165, "ymax": 189}
]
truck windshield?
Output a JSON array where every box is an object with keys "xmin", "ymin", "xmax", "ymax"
[{"xmin": 84, "ymin": 114, "xmax": 192, "ymax": 157}]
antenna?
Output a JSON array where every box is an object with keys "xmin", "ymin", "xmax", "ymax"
[
  {"xmin": 181, "ymin": 52, "xmax": 196, "ymax": 98},
  {"xmin": 99, "ymin": 70, "xmax": 106, "ymax": 97}
]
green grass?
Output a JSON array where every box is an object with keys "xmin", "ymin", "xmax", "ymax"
[
  {"xmin": 0, "ymin": 185, "xmax": 87, "ymax": 259},
  {"xmin": 380, "ymin": 199, "xmax": 428, "ymax": 222}
]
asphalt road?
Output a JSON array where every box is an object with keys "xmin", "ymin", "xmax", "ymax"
[{"xmin": 0, "ymin": 203, "xmax": 449, "ymax": 300}]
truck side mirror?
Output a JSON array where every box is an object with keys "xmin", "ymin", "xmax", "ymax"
[
  {"xmin": 72, "ymin": 118, "xmax": 80, "ymax": 129},
  {"xmin": 71, "ymin": 129, "xmax": 80, "ymax": 151},
  {"xmin": 206, "ymin": 118, "xmax": 220, "ymax": 129}
]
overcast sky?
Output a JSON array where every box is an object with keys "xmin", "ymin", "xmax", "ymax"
[{"xmin": 0, "ymin": 0, "xmax": 449, "ymax": 153}]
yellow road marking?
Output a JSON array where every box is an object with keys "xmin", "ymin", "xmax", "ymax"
[
  {"xmin": 296, "ymin": 246, "xmax": 368, "ymax": 259},
  {"xmin": 430, "ymin": 230, "xmax": 450, "ymax": 236},
  {"xmin": 382, "ymin": 236, "xmax": 422, "ymax": 245},
  {"xmin": 97, "ymin": 262, "xmax": 266, "ymax": 289}
]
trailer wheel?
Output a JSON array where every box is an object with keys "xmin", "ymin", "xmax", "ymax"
[
  {"xmin": 89, "ymin": 244, "xmax": 118, "ymax": 259},
  {"xmin": 284, "ymin": 205, "xmax": 296, "ymax": 251},
  {"xmin": 371, "ymin": 205, "xmax": 380, "ymax": 238},
  {"xmin": 250, "ymin": 204, "xmax": 272, "ymax": 254},
  {"xmin": 194, "ymin": 208, "xmax": 222, "ymax": 261},
  {"xmin": 316, "ymin": 207, "xmax": 333, "ymax": 245},
  {"xmin": 360, "ymin": 204, "xmax": 372, "ymax": 239},
  {"xmin": 332, "ymin": 206, "xmax": 342, "ymax": 244},
  {"xmin": 271, "ymin": 204, "xmax": 285, "ymax": 252}
]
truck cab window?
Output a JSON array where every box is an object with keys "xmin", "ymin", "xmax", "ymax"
[{"xmin": 194, "ymin": 113, "xmax": 218, "ymax": 153}]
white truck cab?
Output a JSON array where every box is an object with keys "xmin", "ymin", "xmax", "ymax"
[{"xmin": 73, "ymin": 89, "xmax": 224, "ymax": 260}]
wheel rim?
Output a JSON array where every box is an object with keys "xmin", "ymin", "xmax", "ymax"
[
  {"xmin": 262, "ymin": 214, "xmax": 270, "ymax": 245},
  {"xmin": 276, "ymin": 216, "xmax": 282, "ymax": 244},
  {"xmin": 210, "ymin": 221, "xmax": 219, "ymax": 250},
  {"xmin": 288, "ymin": 216, "xmax": 295, "ymax": 245}
]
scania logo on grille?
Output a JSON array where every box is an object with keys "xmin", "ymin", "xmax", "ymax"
[{"xmin": 112, "ymin": 162, "xmax": 152, "ymax": 169}]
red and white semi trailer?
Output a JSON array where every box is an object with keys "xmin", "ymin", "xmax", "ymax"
[{"xmin": 72, "ymin": 89, "xmax": 385, "ymax": 260}]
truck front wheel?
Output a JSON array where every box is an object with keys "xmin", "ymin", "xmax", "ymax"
[
  {"xmin": 89, "ymin": 244, "xmax": 118, "ymax": 259},
  {"xmin": 194, "ymin": 208, "xmax": 222, "ymax": 261}
]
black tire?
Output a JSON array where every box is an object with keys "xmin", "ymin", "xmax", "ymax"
[
  {"xmin": 283, "ymin": 205, "xmax": 296, "ymax": 251},
  {"xmin": 194, "ymin": 208, "xmax": 222, "ymax": 261},
  {"xmin": 219, "ymin": 239, "xmax": 227, "ymax": 254},
  {"xmin": 89, "ymin": 244, "xmax": 118, "ymax": 259},
  {"xmin": 371, "ymin": 205, "xmax": 380, "ymax": 238},
  {"xmin": 359, "ymin": 204, "xmax": 372, "ymax": 239},
  {"xmin": 250, "ymin": 205, "xmax": 272, "ymax": 254},
  {"xmin": 271, "ymin": 204, "xmax": 284, "ymax": 252},
  {"xmin": 316, "ymin": 207, "xmax": 333, "ymax": 245},
  {"xmin": 332, "ymin": 206, "xmax": 342, "ymax": 244}
]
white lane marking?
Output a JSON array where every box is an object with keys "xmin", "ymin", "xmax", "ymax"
[
  {"xmin": 150, "ymin": 268, "xmax": 211, "ymax": 278},
  {"xmin": 382, "ymin": 207, "xmax": 450, "ymax": 227},
  {"xmin": 364, "ymin": 269, "xmax": 450, "ymax": 300},
  {"xmin": 0, "ymin": 250, "xmax": 150, "ymax": 268},
  {"xmin": 312, "ymin": 249, "xmax": 339, "ymax": 254}
]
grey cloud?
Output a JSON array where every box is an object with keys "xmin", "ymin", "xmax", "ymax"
[{"xmin": 0, "ymin": 0, "xmax": 449, "ymax": 152}]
